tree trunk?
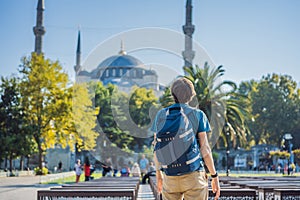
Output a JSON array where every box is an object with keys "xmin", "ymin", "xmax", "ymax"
[
  {"xmin": 20, "ymin": 156, "xmax": 24, "ymax": 171},
  {"xmin": 9, "ymin": 155, "xmax": 13, "ymax": 176},
  {"xmin": 26, "ymin": 156, "xmax": 30, "ymax": 170},
  {"xmin": 4, "ymin": 157, "xmax": 8, "ymax": 170},
  {"xmin": 34, "ymin": 133, "xmax": 44, "ymax": 175},
  {"xmin": 38, "ymin": 144, "xmax": 43, "ymax": 173}
]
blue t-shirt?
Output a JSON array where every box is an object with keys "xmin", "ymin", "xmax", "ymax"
[
  {"xmin": 150, "ymin": 103, "xmax": 211, "ymax": 134},
  {"xmin": 140, "ymin": 158, "xmax": 149, "ymax": 170}
]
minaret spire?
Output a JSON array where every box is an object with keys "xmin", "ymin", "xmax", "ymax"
[
  {"xmin": 182, "ymin": 0, "xmax": 195, "ymax": 68},
  {"xmin": 33, "ymin": 0, "xmax": 46, "ymax": 55},
  {"xmin": 74, "ymin": 30, "xmax": 81, "ymax": 74},
  {"xmin": 119, "ymin": 40, "xmax": 127, "ymax": 55}
]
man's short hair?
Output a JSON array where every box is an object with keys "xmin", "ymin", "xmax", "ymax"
[{"xmin": 171, "ymin": 77, "xmax": 196, "ymax": 103}]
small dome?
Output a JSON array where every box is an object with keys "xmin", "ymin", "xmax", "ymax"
[{"xmin": 78, "ymin": 70, "xmax": 90, "ymax": 76}]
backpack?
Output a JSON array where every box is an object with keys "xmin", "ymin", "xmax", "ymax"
[{"xmin": 154, "ymin": 106, "xmax": 203, "ymax": 176}]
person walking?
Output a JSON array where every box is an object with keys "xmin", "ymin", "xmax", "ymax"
[
  {"xmin": 84, "ymin": 157, "xmax": 91, "ymax": 181},
  {"xmin": 151, "ymin": 77, "xmax": 220, "ymax": 200},
  {"xmin": 139, "ymin": 154, "xmax": 149, "ymax": 178},
  {"xmin": 74, "ymin": 159, "xmax": 82, "ymax": 183},
  {"xmin": 58, "ymin": 161, "xmax": 62, "ymax": 172}
]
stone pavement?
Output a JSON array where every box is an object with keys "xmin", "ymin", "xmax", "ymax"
[
  {"xmin": 137, "ymin": 184, "xmax": 155, "ymax": 200},
  {"xmin": 0, "ymin": 175, "xmax": 57, "ymax": 200}
]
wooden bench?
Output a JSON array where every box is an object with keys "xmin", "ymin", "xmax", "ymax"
[
  {"xmin": 57, "ymin": 185, "xmax": 138, "ymax": 198},
  {"xmin": 258, "ymin": 186, "xmax": 300, "ymax": 200},
  {"xmin": 37, "ymin": 189, "xmax": 136, "ymax": 200},
  {"xmin": 274, "ymin": 188, "xmax": 300, "ymax": 200},
  {"xmin": 37, "ymin": 176, "xmax": 140, "ymax": 200},
  {"xmin": 209, "ymin": 188, "xmax": 257, "ymax": 200}
]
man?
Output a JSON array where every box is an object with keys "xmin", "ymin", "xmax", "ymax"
[
  {"xmin": 151, "ymin": 77, "xmax": 220, "ymax": 200},
  {"xmin": 139, "ymin": 154, "xmax": 149, "ymax": 177}
]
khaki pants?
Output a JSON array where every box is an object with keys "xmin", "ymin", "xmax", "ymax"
[{"xmin": 162, "ymin": 171, "xmax": 208, "ymax": 200}]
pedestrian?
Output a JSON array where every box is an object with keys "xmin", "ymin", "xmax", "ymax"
[
  {"xmin": 102, "ymin": 157, "xmax": 113, "ymax": 177},
  {"xmin": 139, "ymin": 154, "xmax": 149, "ymax": 178},
  {"xmin": 58, "ymin": 161, "xmax": 62, "ymax": 172},
  {"xmin": 148, "ymin": 161, "xmax": 155, "ymax": 172},
  {"xmin": 131, "ymin": 162, "xmax": 141, "ymax": 177},
  {"xmin": 151, "ymin": 77, "xmax": 220, "ymax": 200},
  {"xmin": 142, "ymin": 162, "xmax": 156, "ymax": 184},
  {"xmin": 84, "ymin": 157, "xmax": 91, "ymax": 181},
  {"xmin": 120, "ymin": 164, "xmax": 131, "ymax": 177},
  {"xmin": 74, "ymin": 159, "xmax": 82, "ymax": 183}
]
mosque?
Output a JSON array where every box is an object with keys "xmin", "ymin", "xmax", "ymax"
[
  {"xmin": 75, "ymin": 38, "xmax": 162, "ymax": 93},
  {"xmin": 33, "ymin": 0, "xmax": 196, "ymax": 94}
]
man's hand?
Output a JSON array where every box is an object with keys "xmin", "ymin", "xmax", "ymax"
[
  {"xmin": 156, "ymin": 170, "xmax": 163, "ymax": 193},
  {"xmin": 211, "ymin": 177, "xmax": 220, "ymax": 200},
  {"xmin": 157, "ymin": 176, "xmax": 163, "ymax": 193}
]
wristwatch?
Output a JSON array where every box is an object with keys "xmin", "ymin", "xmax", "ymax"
[{"xmin": 211, "ymin": 172, "xmax": 218, "ymax": 178}]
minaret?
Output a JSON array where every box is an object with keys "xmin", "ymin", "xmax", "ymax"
[
  {"xmin": 33, "ymin": 0, "xmax": 46, "ymax": 55},
  {"xmin": 74, "ymin": 30, "xmax": 81, "ymax": 74},
  {"xmin": 182, "ymin": 0, "xmax": 195, "ymax": 68}
]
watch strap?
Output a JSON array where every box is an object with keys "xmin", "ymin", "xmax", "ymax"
[{"xmin": 211, "ymin": 172, "xmax": 218, "ymax": 178}]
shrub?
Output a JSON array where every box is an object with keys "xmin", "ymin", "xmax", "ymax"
[{"xmin": 34, "ymin": 167, "xmax": 48, "ymax": 175}]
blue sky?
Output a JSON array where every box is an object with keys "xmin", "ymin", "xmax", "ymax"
[{"xmin": 0, "ymin": 0, "xmax": 299, "ymax": 86}]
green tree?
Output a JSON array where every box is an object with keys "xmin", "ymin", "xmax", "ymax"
[
  {"xmin": 71, "ymin": 83, "xmax": 99, "ymax": 151},
  {"xmin": 129, "ymin": 86, "xmax": 158, "ymax": 127},
  {"xmin": 184, "ymin": 63, "xmax": 250, "ymax": 149},
  {"xmin": 0, "ymin": 76, "xmax": 33, "ymax": 174},
  {"xmin": 247, "ymin": 74, "xmax": 299, "ymax": 145},
  {"xmin": 238, "ymin": 80, "xmax": 260, "ymax": 145},
  {"xmin": 128, "ymin": 86, "xmax": 158, "ymax": 150},
  {"xmin": 92, "ymin": 82, "xmax": 133, "ymax": 153},
  {"xmin": 19, "ymin": 53, "xmax": 73, "ymax": 171},
  {"xmin": 159, "ymin": 87, "xmax": 174, "ymax": 108}
]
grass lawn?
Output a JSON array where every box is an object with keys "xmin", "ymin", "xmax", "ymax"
[{"xmin": 45, "ymin": 171, "xmax": 103, "ymax": 184}]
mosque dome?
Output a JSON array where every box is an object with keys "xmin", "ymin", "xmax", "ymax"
[
  {"xmin": 97, "ymin": 54, "xmax": 143, "ymax": 69},
  {"xmin": 97, "ymin": 41, "xmax": 143, "ymax": 69}
]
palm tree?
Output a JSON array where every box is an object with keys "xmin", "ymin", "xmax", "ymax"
[{"xmin": 184, "ymin": 63, "xmax": 250, "ymax": 149}]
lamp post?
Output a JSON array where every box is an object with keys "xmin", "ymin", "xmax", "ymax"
[
  {"xmin": 283, "ymin": 133, "xmax": 293, "ymax": 175},
  {"xmin": 225, "ymin": 123, "xmax": 230, "ymax": 176}
]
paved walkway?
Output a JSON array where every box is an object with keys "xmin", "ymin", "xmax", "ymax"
[
  {"xmin": 137, "ymin": 184, "xmax": 155, "ymax": 200},
  {"xmin": 0, "ymin": 175, "xmax": 57, "ymax": 200}
]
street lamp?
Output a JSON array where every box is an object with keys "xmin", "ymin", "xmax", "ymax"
[
  {"xmin": 225, "ymin": 123, "xmax": 230, "ymax": 176},
  {"xmin": 283, "ymin": 133, "xmax": 293, "ymax": 175}
]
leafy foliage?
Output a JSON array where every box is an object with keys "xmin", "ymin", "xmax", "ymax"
[
  {"xmin": 241, "ymin": 74, "xmax": 300, "ymax": 145},
  {"xmin": 269, "ymin": 150, "xmax": 290, "ymax": 159},
  {"xmin": 92, "ymin": 82, "xmax": 159, "ymax": 153},
  {"xmin": 184, "ymin": 63, "xmax": 250, "ymax": 149},
  {"xmin": 71, "ymin": 83, "xmax": 99, "ymax": 151},
  {"xmin": 0, "ymin": 76, "xmax": 34, "ymax": 171},
  {"xmin": 19, "ymin": 53, "xmax": 75, "ymax": 169}
]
